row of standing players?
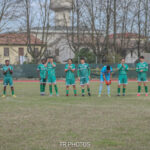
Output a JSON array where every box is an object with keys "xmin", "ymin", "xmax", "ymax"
[
  {"xmin": 0, "ymin": 56, "xmax": 148, "ymax": 98},
  {"xmin": 37, "ymin": 56, "xmax": 148, "ymax": 97}
]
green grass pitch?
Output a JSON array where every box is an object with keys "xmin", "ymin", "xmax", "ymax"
[{"xmin": 0, "ymin": 81, "xmax": 150, "ymax": 150}]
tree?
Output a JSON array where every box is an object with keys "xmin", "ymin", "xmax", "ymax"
[{"xmin": 19, "ymin": 0, "xmax": 52, "ymax": 63}]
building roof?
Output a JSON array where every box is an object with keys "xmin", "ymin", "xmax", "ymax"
[
  {"xmin": 0, "ymin": 33, "xmax": 43, "ymax": 46},
  {"xmin": 109, "ymin": 33, "xmax": 146, "ymax": 39}
]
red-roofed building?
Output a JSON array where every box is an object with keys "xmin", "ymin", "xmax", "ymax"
[{"xmin": 0, "ymin": 33, "xmax": 45, "ymax": 64}]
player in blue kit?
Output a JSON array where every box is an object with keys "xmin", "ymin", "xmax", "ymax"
[{"xmin": 98, "ymin": 65, "xmax": 113, "ymax": 97}]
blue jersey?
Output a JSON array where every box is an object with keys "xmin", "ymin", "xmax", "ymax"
[{"xmin": 100, "ymin": 66, "xmax": 113, "ymax": 81}]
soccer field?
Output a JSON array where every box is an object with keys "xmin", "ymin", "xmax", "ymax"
[{"xmin": 0, "ymin": 81, "xmax": 150, "ymax": 150}]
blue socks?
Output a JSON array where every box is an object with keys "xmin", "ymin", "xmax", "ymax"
[
  {"xmin": 107, "ymin": 85, "xmax": 110, "ymax": 95},
  {"xmin": 99, "ymin": 83, "xmax": 103, "ymax": 94},
  {"xmin": 99, "ymin": 83, "xmax": 110, "ymax": 95}
]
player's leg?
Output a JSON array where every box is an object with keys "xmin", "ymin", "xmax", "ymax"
[
  {"xmin": 86, "ymin": 78, "xmax": 91, "ymax": 96},
  {"xmin": 66, "ymin": 85, "xmax": 69, "ymax": 96},
  {"xmin": 52, "ymin": 76, "xmax": 59, "ymax": 96},
  {"xmin": 2, "ymin": 78, "xmax": 7, "ymax": 97},
  {"xmin": 40, "ymin": 79, "xmax": 43, "ymax": 95},
  {"xmin": 80, "ymin": 78, "xmax": 85, "ymax": 96},
  {"xmin": 66, "ymin": 79, "xmax": 70, "ymax": 96},
  {"xmin": 9, "ymin": 78, "xmax": 16, "ymax": 97},
  {"xmin": 143, "ymin": 82, "xmax": 148, "ymax": 96},
  {"xmin": 107, "ymin": 83, "xmax": 111, "ymax": 97},
  {"xmin": 99, "ymin": 76, "xmax": 104, "ymax": 96},
  {"xmin": 81, "ymin": 85, "xmax": 85, "ymax": 96},
  {"xmin": 48, "ymin": 77, "xmax": 53, "ymax": 96},
  {"xmin": 123, "ymin": 76, "xmax": 127, "ymax": 96},
  {"xmin": 43, "ymin": 79, "xmax": 46, "ymax": 95},
  {"xmin": 73, "ymin": 85, "xmax": 77, "ymax": 96},
  {"xmin": 87, "ymin": 84, "xmax": 91, "ymax": 96},
  {"xmin": 117, "ymin": 85, "xmax": 121, "ymax": 96},
  {"xmin": 71, "ymin": 79, "xmax": 77, "ymax": 96},
  {"xmin": 123, "ymin": 84, "xmax": 126, "ymax": 96},
  {"xmin": 117, "ymin": 76, "xmax": 121, "ymax": 96},
  {"xmin": 137, "ymin": 82, "xmax": 142, "ymax": 96}
]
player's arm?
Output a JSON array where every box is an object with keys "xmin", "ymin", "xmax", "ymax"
[
  {"xmin": 125, "ymin": 65, "xmax": 129, "ymax": 71},
  {"xmin": 144, "ymin": 63, "xmax": 148, "ymax": 72},
  {"xmin": 9, "ymin": 67, "xmax": 13, "ymax": 74},
  {"xmin": 52, "ymin": 62, "xmax": 56, "ymax": 68},
  {"xmin": 117, "ymin": 64, "xmax": 123, "ymax": 70},
  {"xmin": 88, "ymin": 65, "xmax": 91, "ymax": 79},
  {"xmin": 136, "ymin": 64, "xmax": 140, "ymax": 72},
  {"xmin": 37, "ymin": 65, "xmax": 41, "ymax": 79}
]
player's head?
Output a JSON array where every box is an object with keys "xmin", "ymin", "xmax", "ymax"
[
  {"xmin": 139, "ymin": 56, "xmax": 144, "ymax": 62},
  {"xmin": 80, "ymin": 57, "xmax": 85, "ymax": 64},
  {"xmin": 5, "ymin": 60, "xmax": 10, "ymax": 66},
  {"xmin": 41, "ymin": 58, "xmax": 46, "ymax": 64},
  {"xmin": 68, "ymin": 58, "xmax": 72, "ymax": 65},
  {"xmin": 106, "ymin": 65, "xmax": 111, "ymax": 73},
  {"xmin": 121, "ymin": 58, "xmax": 125, "ymax": 64},
  {"xmin": 48, "ymin": 56, "xmax": 53, "ymax": 63}
]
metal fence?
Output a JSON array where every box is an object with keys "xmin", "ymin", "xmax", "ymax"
[{"xmin": 0, "ymin": 64, "xmax": 150, "ymax": 79}]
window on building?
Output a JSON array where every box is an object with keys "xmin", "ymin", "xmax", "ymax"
[
  {"xmin": 4, "ymin": 48, "xmax": 9, "ymax": 56},
  {"xmin": 19, "ymin": 48, "xmax": 24, "ymax": 56}
]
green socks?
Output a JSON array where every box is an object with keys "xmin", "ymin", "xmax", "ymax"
[
  {"xmin": 123, "ymin": 88, "xmax": 126, "ymax": 94},
  {"xmin": 138, "ymin": 86, "xmax": 141, "ymax": 93},
  {"xmin": 49, "ymin": 85, "xmax": 52, "ymax": 95},
  {"xmin": 12, "ymin": 89, "xmax": 15, "ymax": 95},
  {"xmin": 54, "ymin": 85, "xmax": 58, "ymax": 94},
  {"xmin": 145, "ymin": 86, "xmax": 148, "ymax": 93},
  {"xmin": 66, "ymin": 90, "xmax": 69, "ymax": 95},
  {"xmin": 118, "ymin": 88, "xmax": 121, "ymax": 95},
  {"xmin": 40, "ymin": 84, "xmax": 43, "ymax": 93},
  {"xmin": 74, "ymin": 90, "xmax": 77, "ymax": 95},
  {"xmin": 87, "ymin": 88, "xmax": 90, "ymax": 94},
  {"xmin": 3, "ymin": 90, "xmax": 6, "ymax": 95},
  {"xmin": 82, "ymin": 89, "xmax": 85, "ymax": 94}
]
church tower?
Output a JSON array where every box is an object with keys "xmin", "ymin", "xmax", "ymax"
[{"xmin": 50, "ymin": 0, "xmax": 72, "ymax": 27}]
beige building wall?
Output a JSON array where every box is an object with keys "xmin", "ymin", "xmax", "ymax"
[{"xmin": 0, "ymin": 45, "xmax": 39, "ymax": 64}]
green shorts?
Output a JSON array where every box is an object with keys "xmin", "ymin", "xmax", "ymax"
[
  {"xmin": 138, "ymin": 75, "xmax": 147, "ymax": 82},
  {"xmin": 40, "ymin": 78, "xmax": 47, "ymax": 84},
  {"xmin": 118, "ymin": 75, "xmax": 128, "ymax": 85},
  {"xmin": 3, "ymin": 77, "xmax": 13, "ymax": 87},
  {"xmin": 47, "ymin": 76, "xmax": 56, "ymax": 84},
  {"xmin": 80, "ymin": 77, "xmax": 90, "ymax": 85},
  {"xmin": 66, "ymin": 78, "xmax": 75, "ymax": 86}
]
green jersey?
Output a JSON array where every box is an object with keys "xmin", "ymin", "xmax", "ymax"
[
  {"xmin": 77, "ymin": 63, "xmax": 90, "ymax": 78},
  {"xmin": 65, "ymin": 64, "xmax": 76, "ymax": 80},
  {"xmin": 3, "ymin": 65, "xmax": 13, "ymax": 78},
  {"xmin": 37, "ymin": 64, "xmax": 47, "ymax": 79},
  {"xmin": 117, "ymin": 64, "xmax": 128, "ymax": 75},
  {"xmin": 136, "ymin": 62, "xmax": 148, "ymax": 74},
  {"xmin": 47, "ymin": 62, "xmax": 56, "ymax": 77}
]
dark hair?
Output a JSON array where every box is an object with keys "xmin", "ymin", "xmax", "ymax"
[
  {"xmin": 48, "ymin": 56, "xmax": 53, "ymax": 59},
  {"xmin": 68, "ymin": 58, "xmax": 72, "ymax": 62},
  {"xmin": 139, "ymin": 56, "xmax": 144, "ymax": 59},
  {"xmin": 41, "ymin": 58, "xmax": 46, "ymax": 62},
  {"xmin": 5, "ymin": 60, "xmax": 9, "ymax": 63},
  {"xmin": 80, "ymin": 57, "xmax": 85, "ymax": 61},
  {"xmin": 107, "ymin": 65, "xmax": 110, "ymax": 70}
]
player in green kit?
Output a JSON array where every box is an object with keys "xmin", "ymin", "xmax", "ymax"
[
  {"xmin": 77, "ymin": 58, "xmax": 91, "ymax": 96},
  {"xmin": 117, "ymin": 58, "xmax": 129, "ymax": 96},
  {"xmin": 2, "ymin": 60, "xmax": 16, "ymax": 98},
  {"xmin": 37, "ymin": 59, "xmax": 47, "ymax": 96},
  {"xmin": 46, "ymin": 57, "xmax": 59, "ymax": 96},
  {"xmin": 136, "ymin": 56, "xmax": 148, "ymax": 96},
  {"xmin": 65, "ymin": 59, "xmax": 77, "ymax": 96}
]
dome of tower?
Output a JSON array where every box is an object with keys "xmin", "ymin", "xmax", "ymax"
[{"xmin": 50, "ymin": 0, "xmax": 72, "ymax": 11}]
